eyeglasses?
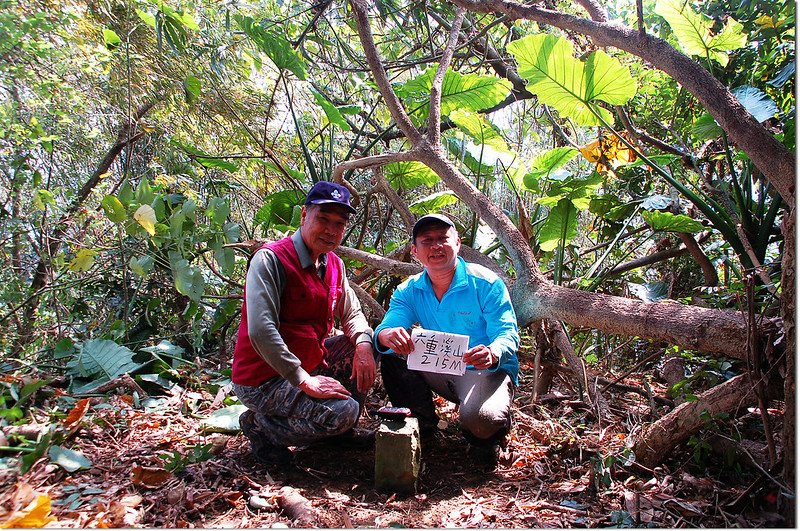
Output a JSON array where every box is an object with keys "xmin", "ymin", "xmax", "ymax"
[{"xmin": 415, "ymin": 235, "xmax": 454, "ymax": 248}]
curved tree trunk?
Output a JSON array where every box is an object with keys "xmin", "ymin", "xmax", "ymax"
[{"xmin": 630, "ymin": 374, "xmax": 756, "ymax": 469}]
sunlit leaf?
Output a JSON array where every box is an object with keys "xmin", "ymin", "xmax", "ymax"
[
  {"xmin": 184, "ymin": 75, "xmax": 201, "ymax": 103},
  {"xmin": 409, "ymin": 191, "xmax": 459, "ymax": 214},
  {"xmin": 539, "ymin": 198, "xmax": 578, "ymax": 252},
  {"xmin": 508, "ymin": 34, "xmax": 636, "ymax": 126},
  {"xmin": 642, "ymin": 210, "xmax": 704, "ymax": 233},
  {"xmin": 200, "ymin": 404, "xmax": 248, "ymax": 433},
  {"xmin": 255, "ymin": 189, "xmax": 305, "ymax": 230},
  {"xmin": 236, "ymin": 15, "xmax": 307, "ymax": 80},
  {"xmin": 101, "ymin": 195, "xmax": 127, "ymax": 223},
  {"xmin": 136, "ymin": 9, "xmax": 156, "ymax": 28},
  {"xmin": 0, "ymin": 495, "xmax": 56, "ymax": 528},
  {"xmin": 385, "ymin": 161, "xmax": 440, "ymax": 189},
  {"xmin": 102, "ymin": 28, "xmax": 121, "ymax": 49},
  {"xmin": 309, "ymin": 87, "xmax": 351, "ymax": 131},
  {"xmin": 449, "ymin": 109, "xmax": 509, "ymax": 152},
  {"xmin": 129, "ymin": 255, "xmax": 155, "ymax": 277},
  {"xmin": 134, "ymin": 204, "xmax": 157, "ymax": 236},
  {"xmin": 68, "ymin": 249, "xmax": 97, "ymax": 272},
  {"xmin": 655, "ymin": 0, "xmax": 746, "ymax": 66},
  {"xmin": 396, "ymin": 68, "xmax": 511, "ymax": 124},
  {"xmin": 32, "ymin": 189, "xmax": 54, "ymax": 211},
  {"xmin": 48, "ymin": 446, "xmax": 92, "ymax": 473},
  {"xmin": 524, "ymin": 147, "xmax": 579, "ymax": 190}
]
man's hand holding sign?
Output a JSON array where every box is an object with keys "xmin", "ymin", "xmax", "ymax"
[{"xmin": 376, "ymin": 327, "xmax": 499, "ymax": 374}]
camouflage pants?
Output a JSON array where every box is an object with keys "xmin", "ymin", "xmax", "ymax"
[
  {"xmin": 381, "ymin": 354, "xmax": 514, "ymax": 444},
  {"xmin": 233, "ymin": 334, "xmax": 372, "ymax": 447}
]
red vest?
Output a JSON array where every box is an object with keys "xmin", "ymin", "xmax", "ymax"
[{"xmin": 232, "ymin": 237, "xmax": 343, "ymax": 386}]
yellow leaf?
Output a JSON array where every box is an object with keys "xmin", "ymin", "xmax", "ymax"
[
  {"xmin": 98, "ymin": 171, "xmax": 112, "ymax": 179},
  {"xmin": 755, "ymin": 15, "xmax": 779, "ymax": 29},
  {"xmin": 579, "ymin": 139, "xmax": 602, "ymax": 163},
  {"xmin": 68, "ymin": 248, "xmax": 97, "ymax": 272},
  {"xmin": 0, "ymin": 495, "xmax": 57, "ymax": 528},
  {"xmin": 133, "ymin": 204, "xmax": 157, "ymax": 236},
  {"xmin": 579, "ymin": 133, "xmax": 636, "ymax": 177}
]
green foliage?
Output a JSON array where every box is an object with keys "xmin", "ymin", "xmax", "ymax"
[
  {"xmin": 199, "ymin": 404, "xmax": 248, "ymax": 433},
  {"xmin": 508, "ymin": 33, "xmax": 636, "ymax": 125},
  {"xmin": 409, "ymin": 191, "xmax": 459, "ymax": 214},
  {"xmin": 395, "ymin": 67, "xmax": 512, "ymax": 124},
  {"xmin": 160, "ymin": 443, "xmax": 215, "ymax": 472},
  {"xmin": 655, "ymin": 0, "xmax": 747, "ymax": 66},
  {"xmin": 66, "ymin": 340, "xmax": 147, "ymax": 393},
  {"xmin": 523, "ymin": 148, "xmax": 580, "ymax": 192},
  {"xmin": 641, "ymin": 211, "xmax": 704, "ymax": 233},
  {"xmin": 386, "ymin": 161, "xmax": 440, "ymax": 189},
  {"xmin": 236, "ymin": 14, "xmax": 307, "ymax": 80},
  {"xmin": 310, "ymin": 87, "xmax": 352, "ymax": 131}
]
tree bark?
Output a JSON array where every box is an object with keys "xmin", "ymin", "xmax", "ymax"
[
  {"xmin": 631, "ymin": 374, "xmax": 756, "ymax": 468},
  {"xmin": 515, "ymin": 282, "xmax": 779, "ymax": 359},
  {"xmin": 780, "ymin": 208, "xmax": 795, "ymax": 525}
]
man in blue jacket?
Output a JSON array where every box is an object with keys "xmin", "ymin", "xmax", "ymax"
[{"xmin": 374, "ymin": 214, "xmax": 519, "ymax": 467}]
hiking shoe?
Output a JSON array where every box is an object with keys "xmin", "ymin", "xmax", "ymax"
[
  {"xmin": 239, "ymin": 410, "xmax": 293, "ymax": 465},
  {"xmin": 322, "ymin": 427, "xmax": 376, "ymax": 448}
]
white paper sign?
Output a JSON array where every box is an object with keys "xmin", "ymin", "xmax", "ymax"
[{"xmin": 406, "ymin": 328, "xmax": 469, "ymax": 376}]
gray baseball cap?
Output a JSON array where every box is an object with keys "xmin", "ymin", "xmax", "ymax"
[{"xmin": 412, "ymin": 214, "xmax": 455, "ymax": 240}]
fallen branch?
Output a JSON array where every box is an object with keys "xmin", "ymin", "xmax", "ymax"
[
  {"xmin": 277, "ymin": 486, "xmax": 316, "ymax": 526},
  {"xmin": 630, "ymin": 373, "xmax": 756, "ymax": 468}
]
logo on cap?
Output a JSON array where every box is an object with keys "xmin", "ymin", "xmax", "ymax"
[{"xmin": 304, "ymin": 181, "xmax": 357, "ymax": 214}]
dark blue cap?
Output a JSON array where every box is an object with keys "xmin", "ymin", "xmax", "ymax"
[
  {"xmin": 304, "ymin": 181, "xmax": 357, "ymax": 214},
  {"xmin": 412, "ymin": 213, "xmax": 455, "ymax": 240}
]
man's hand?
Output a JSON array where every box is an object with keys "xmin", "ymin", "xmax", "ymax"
[
  {"xmin": 377, "ymin": 327, "xmax": 414, "ymax": 355},
  {"xmin": 350, "ymin": 342, "xmax": 376, "ymax": 394},
  {"xmin": 464, "ymin": 344, "xmax": 497, "ymax": 370},
  {"xmin": 298, "ymin": 375, "xmax": 351, "ymax": 399}
]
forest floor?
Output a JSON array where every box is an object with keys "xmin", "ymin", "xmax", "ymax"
[{"xmin": 0, "ymin": 355, "xmax": 786, "ymax": 528}]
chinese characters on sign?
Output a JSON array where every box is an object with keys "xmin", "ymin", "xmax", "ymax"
[{"xmin": 406, "ymin": 328, "xmax": 469, "ymax": 376}]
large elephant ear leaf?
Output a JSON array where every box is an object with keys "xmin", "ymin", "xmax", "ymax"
[
  {"xmin": 449, "ymin": 110, "xmax": 510, "ymax": 152},
  {"xmin": 385, "ymin": 161, "xmax": 440, "ymax": 189},
  {"xmin": 654, "ymin": 0, "xmax": 746, "ymax": 67},
  {"xmin": 396, "ymin": 68, "xmax": 511, "ymax": 125},
  {"xmin": 508, "ymin": 34, "xmax": 636, "ymax": 126}
]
